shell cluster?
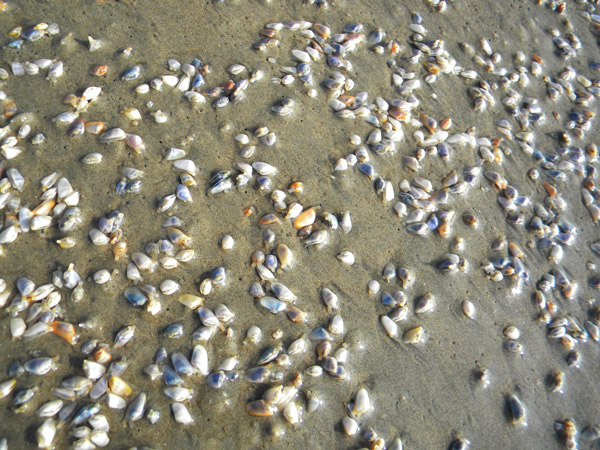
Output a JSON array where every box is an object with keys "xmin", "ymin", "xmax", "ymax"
[{"xmin": 2, "ymin": 0, "xmax": 600, "ymax": 449}]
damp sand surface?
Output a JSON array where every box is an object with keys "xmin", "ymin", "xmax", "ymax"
[{"xmin": 1, "ymin": 1, "xmax": 600, "ymax": 449}]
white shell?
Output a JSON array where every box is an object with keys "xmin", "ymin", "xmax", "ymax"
[
  {"xmin": 83, "ymin": 360, "xmax": 106, "ymax": 380},
  {"xmin": 56, "ymin": 178, "xmax": 73, "ymax": 200},
  {"xmin": 151, "ymin": 110, "xmax": 169, "ymax": 123},
  {"xmin": 286, "ymin": 203, "xmax": 303, "ymax": 220},
  {"xmin": 244, "ymin": 326, "xmax": 262, "ymax": 345},
  {"xmin": 321, "ymin": 288, "xmax": 339, "ymax": 311},
  {"xmin": 462, "ymin": 300, "xmax": 475, "ymax": 319},
  {"xmin": 160, "ymin": 257, "xmax": 178, "ymax": 270},
  {"xmin": 388, "ymin": 437, "xmax": 403, "ymax": 450},
  {"xmin": 72, "ymin": 438, "xmax": 95, "ymax": 450},
  {"xmin": 89, "ymin": 229, "xmax": 109, "ymax": 245},
  {"xmin": 73, "ymin": 427, "xmax": 91, "ymax": 439},
  {"xmin": 0, "ymin": 379, "xmax": 16, "ymax": 398},
  {"xmin": 106, "ymin": 393, "xmax": 126, "ymax": 409},
  {"xmin": 340, "ymin": 211, "xmax": 352, "ymax": 233},
  {"xmin": 63, "ymin": 264, "xmax": 81, "ymax": 289},
  {"xmin": 88, "ymin": 414, "xmax": 110, "ymax": 431},
  {"xmin": 177, "ymin": 75, "xmax": 190, "ymax": 91},
  {"xmin": 1, "ymin": 146, "xmax": 22, "ymax": 159},
  {"xmin": 164, "ymin": 387, "xmax": 193, "ymax": 402},
  {"xmin": 277, "ymin": 244, "xmax": 293, "ymax": 269},
  {"xmin": 342, "ymin": 416, "xmax": 358, "ymax": 435},
  {"xmin": 221, "ymin": 234, "xmax": 234, "ymax": 250},
  {"xmin": 172, "ymin": 159, "xmax": 198, "ymax": 175},
  {"xmin": 17, "ymin": 277, "xmax": 35, "ymax": 296},
  {"xmin": 271, "ymin": 282, "xmax": 296, "ymax": 303},
  {"xmin": 36, "ymin": 419, "xmax": 56, "ymax": 449},
  {"xmin": 292, "ymin": 49, "xmax": 311, "ymax": 63},
  {"xmin": 199, "ymin": 278, "xmax": 212, "ymax": 296},
  {"xmin": 45, "ymin": 291, "xmax": 62, "ymax": 308},
  {"xmin": 47, "ymin": 61, "xmax": 64, "ymax": 82},
  {"xmin": 191, "ymin": 345, "xmax": 209, "ymax": 376},
  {"xmin": 10, "ymin": 318, "xmax": 26, "ymax": 338},
  {"xmin": 353, "ymin": 388, "xmax": 371, "ymax": 417},
  {"xmin": 172, "ymin": 402, "xmax": 193, "ymax": 425},
  {"xmin": 133, "ymin": 252, "xmax": 155, "ymax": 271},
  {"xmin": 34, "ymin": 59, "xmax": 53, "ymax": 69},
  {"xmin": 504, "ymin": 326, "xmax": 520, "ymax": 340},
  {"xmin": 89, "ymin": 430, "xmax": 110, "ymax": 447},
  {"xmin": 93, "ymin": 270, "xmax": 111, "ymax": 284},
  {"xmin": 384, "ymin": 181, "xmax": 395, "ymax": 203},
  {"xmin": 162, "ymin": 75, "xmax": 179, "ymax": 86},
  {"xmin": 287, "ymin": 336, "xmax": 306, "ymax": 355},
  {"xmin": 184, "ymin": 91, "xmax": 205, "ymax": 103},
  {"xmin": 252, "ymin": 162, "xmax": 277, "ymax": 176},
  {"xmin": 277, "ymin": 386, "xmax": 298, "ymax": 409},
  {"xmin": 218, "ymin": 357, "xmax": 238, "ymax": 372},
  {"xmin": 82, "ymin": 153, "xmax": 103, "ymax": 165},
  {"xmin": 334, "ymin": 158, "xmax": 348, "ymax": 171},
  {"xmin": 283, "ymin": 401, "xmax": 300, "ymax": 424},
  {"xmin": 415, "ymin": 294, "xmax": 435, "ymax": 314},
  {"xmin": 126, "ymin": 263, "xmax": 141, "ymax": 282},
  {"xmin": 329, "ymin": 315, "xmax": 344, "ymax": 335},
  {"xmin": 160, "ymin": 279, "xmax": 180, "ymax": 295},
  {"xmin": 22, "ymin": 322, "xmax": 51, "ymax": 340},
  {"xmin": 100, "ymin": 128, "xmax": 126, "ymax": 143},
  {"xmin": 234, "ymin": 133, "xmax": 249, "ymax": 145},
  {"xmin": 381, "ymin": 315, "xmax": 398, "ymax": 338},
  {"xmin": 337, "ymin": 251, "xmax": 355, "ymax": 266},
  {"xmin": 123, "ymin": 108, "xmax": 142, "ymax": 121},
  {"xmin": 37, "ymin": 399, "xmax": 64, "ymax": 418},
  {"xmin": 334, "ymin": 347, "xmax": 348, "ymax": 365},
  {"xmin": 82, "ymin": 86, "xmax": 102, "ymax": 101}
]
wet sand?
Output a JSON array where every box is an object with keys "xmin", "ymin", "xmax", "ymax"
[{"xmin": 1, "ymin": 0, "xmax": 600, "ymax": 449}]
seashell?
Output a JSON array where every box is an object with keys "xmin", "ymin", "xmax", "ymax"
[
  {"xmin": 24, "ymin": 357, "xmax": 56, "ymax": 375},
  {"xmin": 507, "ymin": 393, "xmax": 527, "ymax": 426},
  {"xmin": 50, "ymin": 321, "xmax": 77, "ymax": 344},
  {"xmin": 403, "ymin": 326, "xmax": 424, "ymax": 345},
  {"xmin": 121, "ymin": 65, "xmax": 141, "ymax": 81},
  {"xmin": 81, "ymin": 153, "xmax": 103, "ymax": 165},
  {"xmin": 132, "ymin": 252, "xmax": 155, "ymax": 271},
  {"xmin": 415, "ymin": 292, "xmax": 435, "ymax": 314},
  {"xmin": 113, "ymin": 325, "xmax": 135, "ymax": 348},
  {"xmin": 247, "ymin": 400, "xmax": 275, "ymax": 417},
  {"xmin": 337, "ymin": 251, "xmax": 355, "ymax": 265},
  {"xmin": 85, "ymin": 121, "xmax": 105, "ymax": 134},
  {"xmin": 381, "ymin": 315, "xmax": 398, "ymax": 337},
  {"xmin": 271, "ymin": 282, "xmax": 296, "ymax": 303},
  {"xmin": 352, "ymin": 388, "xmax": 371, "ymax": 418},
  {"xmin": 294, "ymin": 207, "xmax": 316, "ymax": 229},
  {"xmin": 93, "ymin": 270, "xmax": 111, "ymax": 284},
  {"xmin": 36, "ymin": 419, "xmax": 56, "ymax": 449},
  {"xmin": 191, "ymin": 345, "xmax": 209, "ymax": 376},
  {"xmin": 108, "ymin": 376, "xmax": 132, "ymax": 397},
  {"xmin": 106, "ymin": 393, "xmax": 126, "ymax": 409},
  {"xmin": 276, "ymin": 244, "xmax": 294, "ymax": 269},
  {"xmin": 83, "ymin": 360, "xmax": 106, "ymax": 380},
  {"xmin": 462, "ymin": 300, "xmax": 475, "ymax": 319},
  {"xmin": 259, "ymin": 297, "xmax": 286, "ymax": 314},
  {"xmin": 342, "ymin": 416, "xmax": 358, "ymax": 435},
  {"xmin": 125, "ymin": 392, "xmax": 146, "ymax": 422},
  {"xmin": 100, "ymin": 128, "xmax": 126, "ymax": 143},
  {"xmin": 172, "ymin": 159, "xmax": 198, "ymax": 175}
]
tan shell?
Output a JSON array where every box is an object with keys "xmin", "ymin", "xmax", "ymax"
[{"xmin": 294, "ymin": 207, "xmax": 316, "ymax": 229}]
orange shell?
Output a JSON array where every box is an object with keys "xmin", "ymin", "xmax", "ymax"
[
  {"xmin": 294, "ymin": 207, "xmax": 316, "ymax": 229},
  {"xmin": 50, "ymin": 321, "xmax": 78, "ymax": 344}
]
